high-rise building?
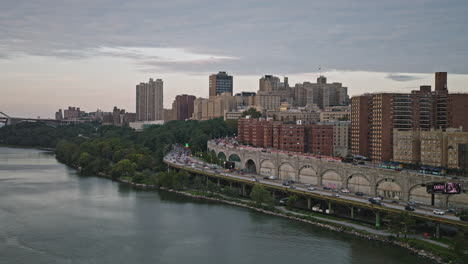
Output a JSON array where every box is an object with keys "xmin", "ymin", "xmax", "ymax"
[
  {"xmin": 435, "ymin": 72, "xmax": 447, "ymax": 92},
  {"xmin": 351, "ymin": 72, "xmax": 468, "ymax": 161},
  {"xmin": 136, "ymin": 78, "xmax": 164, "ymax": 121},
  {"xmin": 294, "ymin": 76, "xmax": 349, "ymax": 109},
  {"xmin": 63, "ymin": 107, "xmax": 84, "ymax": 119},
  {"xmin": 350, "ymin": 95, "xmax": 370, "ymax": 158},
  {"xmin": 172, "ymin": 94, "xmax": 196, "ymax": 120},
  {"xmin": 448, "ymin": 94, "xmax": 468, "ymax": 132},
  {"xmin": 258, "ymin": 75, "xmax": 292, "ymax": 104},
  {"xmin": 55, "ymin": 109, "xmax": 63, "ymax": 120},
  {"xmin": 209, "ymin": 71, "xmax": 233, "ymax": 97}
]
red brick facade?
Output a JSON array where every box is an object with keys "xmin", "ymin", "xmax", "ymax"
[{"xmin": 238, "ymin": 118, "xmax": 333, "ymax": 156}]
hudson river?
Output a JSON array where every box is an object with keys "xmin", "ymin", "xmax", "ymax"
[{"xmin": 0, "ymin": 147, "xmax": 426, "ymax": 264}]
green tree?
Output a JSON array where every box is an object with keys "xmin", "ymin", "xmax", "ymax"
[
  {"xmin": 386, "ymin": 213, "xmax": 404, "ymax": 238},
  {"xmin": 112, "ymin": 159, "xmax": 136, "ymax": 178},
  {"xmin": 401, "ymin": 212, "xmax": 416, "ymax": 238},
  {"xmin": 451, "ymin": 228, "xmax": 468, "ymax": 263},
  {"xmin": 173, "ymin": 171, "xmax": 190, "ymax": 190},
  {"xmin": 286, "ymin": 195, "xmax": 298, "ymax": 208},
  {"xmin": 241, "ymin": 107, "xmax": 262, "ymax": 118},
  {"xmin": 250, "ymin": 185, "xmax": 273, "ymax": 206}
]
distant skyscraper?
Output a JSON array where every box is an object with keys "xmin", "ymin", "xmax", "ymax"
[
  {"xmin": 435, "ymin": 72, "xmax": 447, "ymax": 92},
  {"xmin": 136, "ymin": 78, "xmax": 164, "ymax": 121},
  {"xmin": 172, "ymin": 94, "xmax": 196, "ymax": 120},
  {"xmin": 209, "ymin": 71, "xmax": 233, "ymax": 97}
]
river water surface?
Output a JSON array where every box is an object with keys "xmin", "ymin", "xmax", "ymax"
[{"xmin": 0, "ymin": 147, "xmax": 427, "ymax": 264}]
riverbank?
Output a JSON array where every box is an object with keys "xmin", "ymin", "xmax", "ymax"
[{"xmin": 111, "ymin": 177, "xmax": 452, "ymax": 264}]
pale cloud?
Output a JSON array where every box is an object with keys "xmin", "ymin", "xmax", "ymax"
[{"xmin": 385, "ymin": 74, "xmax": 422, "ymax": 82}]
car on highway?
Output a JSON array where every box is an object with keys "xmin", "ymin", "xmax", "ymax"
[
  {"xmin": 391, "ymin": 200, "xmax": 399, "ymax": 204},
  {"xmin": 307, "ymin": 186, "xmax": 316, "ymax": 191},
  {"xmin": 323, "ymin": 186, "xmax": 331, "ymax": 190},
  {"xmin": 279, "ymin": 198, "xmax": 288, "ymax": 205},
  {"xmin": 405, "ymin": 205, "xmax": 415, "ymax": 211},
  {"xmin": 433, "ymin": 209, "xmax": 445, "ymax": 215},
  {"xmin": 331, "ymin": 193, "xmax": 340, "ymax": 197},
  {"xmin": 282, "ymin": 181, "xmax": 290, "ymax": 186},
  {"xmin": 407, "ymin": 201, "xmax": 418, "ymax": 207},
  {"xmin": 340, "ymin": 189, "xmax": 350, "ymax": 193},
  {"xmin": 369, "ymin": 198, "xmax": 383, "ymax": 206},
  {"xmin": 355, "ymin": 192, "xmax": 364, "ymax": 196},
  {"xmin": 289, "ymin": 185, "xmax": 296, "ymax": 189},
  {"xmin": 445, "ymin": 209, "xmax": 457, "ymax": 214}
]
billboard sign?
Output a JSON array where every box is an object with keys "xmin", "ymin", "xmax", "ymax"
[
  {"xmin": 431, "ymin": 183, "xmax": 446, "ymax": 194},
  {"xmin": 444, "ymin": 182, "xmax": 462, "ymax": 194},
  {"xmin": 427, "ymin": 182, "xmax": 462, "ymax": 194}
]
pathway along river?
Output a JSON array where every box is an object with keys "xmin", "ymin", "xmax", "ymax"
[{"xmin": 0, "ymin": 147, "xmax": 429, "ymax": 264}]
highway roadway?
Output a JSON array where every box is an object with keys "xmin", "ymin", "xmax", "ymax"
[{"xmin": 164, "ymin": 147, "xmax": 463, "ymax": 224}]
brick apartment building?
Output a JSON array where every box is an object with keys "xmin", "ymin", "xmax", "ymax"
[
  {"xmin": 238, "ymin": 118, "xmax": 333, "ymax": 156},
  {"xmin": 351, "ymin": 72, "xmax": 468, "ymax": 162}
]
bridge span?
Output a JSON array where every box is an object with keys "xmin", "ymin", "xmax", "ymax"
[
  {"xmin": 207, "ymin": 140, "xmax": 468, "ymax": 209},
  {"xmin": 0, "ymin": 111, "xmax": 87, "ymax": 127}
]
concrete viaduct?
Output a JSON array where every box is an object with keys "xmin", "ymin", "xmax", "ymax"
[{"xmin": 208, "ymin": 141, "xmax": 468, "ymax": 209}]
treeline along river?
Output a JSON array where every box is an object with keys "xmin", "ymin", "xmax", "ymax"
[{"xmin": 0, "ymin": 147, "xmax": 427, "ymax": 264}]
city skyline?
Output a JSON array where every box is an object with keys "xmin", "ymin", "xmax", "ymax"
[{"xmin": 1, "ymin": 0, "xmax": 468, "ymax": 118}]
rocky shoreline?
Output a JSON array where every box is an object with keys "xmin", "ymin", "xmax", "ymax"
[{"xmin": 114, "ymin": 178, "xmax": 445, "ymax": 264}]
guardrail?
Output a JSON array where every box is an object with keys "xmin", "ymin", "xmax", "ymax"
[{"xmin": 165, "ymin": 159, "xmax": 468, "ymax": 228}]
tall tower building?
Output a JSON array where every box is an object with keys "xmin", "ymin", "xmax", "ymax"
[
  {"xmin": 172, "ymin": 94, "xmax": 196, "ymax": 120},
  {"xmin": 209, "ymin": 71, "xmax": 233, "ymax": 97},
  {"xmin": 435, "ymin": 72, "xmax": 447, "ymax": 92},
  {"xmin": 136, "ymin": 78, "xmax": 164, "ymax": 121}
]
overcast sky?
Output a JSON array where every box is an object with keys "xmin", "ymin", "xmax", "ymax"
[{"xmin": 1, "ymin": 0, "xmax": 468, "ymax": 118}]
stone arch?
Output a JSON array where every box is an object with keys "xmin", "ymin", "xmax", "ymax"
[
  {"xmin": 298, "ymin": 165, "xmax": 318, "ymax": 185},
  {"xmin": 347, "ymin": 173, "xmax": 371, "ymax": 194},
  {"xmin": 408, "ymin": 184, "xmax": 434, "ymax": 206},
  {"xmin": 259, "ymin": 159, "xmax": 276, "ymax": 177},
  {"xmin": 228, "ymin": 154, "xmax": 242, "ymax": 169},
  {"xmin": 217, "ymin": 151, "xmax": 226, "ymax": 161},
  {"xmin": 245, "ymin": 159, "xmax": 257, "ymax": 174},
  {"xmin": 448, "ymin": 193, "xmax": 468, "ymax": 209},
  {"xmin": 321, "ymin": 169, "xmax": 342, "ymax": 189},
  {"xmin": 210, "ymin": 150, "xmax": 216, "ymax": 158},
  {"xmin": 376, "ymin": 179, "xmax": 402, "ymax": 200},
  {"xmin": 278, "ymin": 162, "xmax": 297, "ymax": 181}
]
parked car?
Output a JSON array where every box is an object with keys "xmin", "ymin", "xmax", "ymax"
[
  {"xmin": 405, "ymin": 205, "xmax": 415, "ymax": 211},
  {"xmin": 355, "ymin": 192, "xmax": 364, "ymax": 196},
  {"xmin": 433, "ymin": 209, "xmax": 445, "ymax": 215}
]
